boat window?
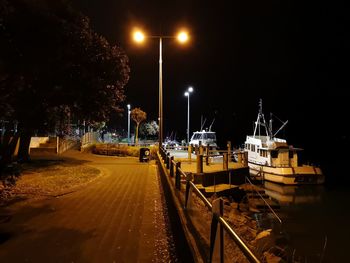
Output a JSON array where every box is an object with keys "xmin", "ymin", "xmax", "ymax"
[
  {"xmin": 207, "ymin": 133, "xmax": 216, "ymax": 140},
  {"xmin": 271, "ymin": 150, "xmax": 278, "ymax": 158},
  {"xmin": 194, "ymin": 134, "xmax": 201, "ymax": 140}
]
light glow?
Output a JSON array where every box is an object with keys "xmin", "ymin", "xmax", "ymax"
[
  {"xmin": 177, "ymin": 31, "xmax": 189, "ymax": 43},
  {"xmin": 133, "ymin": 30, "xmax": 145, "ymax": 43},
  {"xmin": 184, "ymin": 92, "xmax": 189, "ymax": 96}
]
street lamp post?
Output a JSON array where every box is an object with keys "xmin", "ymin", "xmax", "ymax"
[
  {"xmin": 184, "ymin": 86, "xmax": 194, "ymax": 144},
  {"xmin": 127, "ymin": 104, "xmax": 131, "ymax": 144},
  {"xmin": 132, "ymin": 28, "xmax": 189, "ymax": 148}
]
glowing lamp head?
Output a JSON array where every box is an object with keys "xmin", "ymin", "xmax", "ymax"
[
  {"xmin": 127, "ymin": 104, "xmax": 131, "ymax": 109},
  {"xmin": 188, "ymin": 86, "xmax": 193, "ymax": 92},
  {"xmin": 133, "ymin": 31, "xmax": 145, "ymax": 43},
  {"xmin": 177, "ymin": 31, "xmax": 189, "ymax": 43},
  {"xmin": 184, "ymin": 92, "xmax": 189, "ymax": 97}
]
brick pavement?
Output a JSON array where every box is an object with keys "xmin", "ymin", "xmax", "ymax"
[{"xmin": 0, "ymin": 151, "xmax": 178, "ymax": 262}]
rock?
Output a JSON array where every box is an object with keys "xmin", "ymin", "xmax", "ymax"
[
  {"xmin": 255, "ymin": 229, "xmax": 272, "ymax": 240},
  {"xmin": 263, "ymin": 251, "xmax": 282, "ymax": 263}
]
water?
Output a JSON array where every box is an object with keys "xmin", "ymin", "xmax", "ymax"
[{"xmin": 258, "ymin": 180, "xmax": 350, "ymax": 262}]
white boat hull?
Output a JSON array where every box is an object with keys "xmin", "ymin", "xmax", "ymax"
[{"xmin": 248, "ymin": 162, "xmax": 325, "ymax": 185}]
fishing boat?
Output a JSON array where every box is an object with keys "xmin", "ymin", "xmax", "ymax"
[
  {"xmin": 189, "ymin": 118, "xmax": 217, "ymax": 148},
  {"xmin": 244, "ymin": 100, "xmax": 324, "ymax": 185}
]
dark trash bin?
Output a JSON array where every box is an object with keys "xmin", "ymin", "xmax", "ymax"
[{"xmin": 139, "ymin": 147, "xmax": 150, "ymax": 162}]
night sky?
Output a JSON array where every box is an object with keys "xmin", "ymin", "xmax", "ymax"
[{"xmin": 72, "ymin": 0, "xmax": 349, "ymax": 175}]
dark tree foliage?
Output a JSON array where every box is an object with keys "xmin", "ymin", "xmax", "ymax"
[{"xmin": 0, "ymin": 0, "xmax": 130, "ymax": 160}]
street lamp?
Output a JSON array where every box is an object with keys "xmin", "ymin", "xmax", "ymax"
[
  {"xmin": 132, "ymin": 28, "xmax": 189, "ymax": 147},
  {"xmin": 184, "ymin": 86, "xmax": 194, "ymax": 144},
  {"xmin": 127, "ymin": 104, "xmax": 131, "ymax": 144}
]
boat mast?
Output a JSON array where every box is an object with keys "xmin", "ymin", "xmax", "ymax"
[
  {"xmin": 253, "ymin": 99, "xmax": 271, "ymax": 138},
  {"xmin": 209, "ymin": 118, "xmax": 215, "ymax": 131}
]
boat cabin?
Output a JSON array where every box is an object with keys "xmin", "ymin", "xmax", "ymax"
[
  {"xmin": 189, "ymin": 130, "xmax": 217, "ymax": 147},
  {"xmin": 245, "ymin": 135, "xmax": 301, "ymax": 167}
]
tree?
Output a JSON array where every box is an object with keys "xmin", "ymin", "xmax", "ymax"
[
  {"xmin": 139, "ymin": 121, "xmax": 158, "ymax": 140},
  {"xmin": 0, "ymin": 0, "xmax": 130, "ymax": 161},
  {"xmin": 130, "ymin": 108, "xmax": 146, "ymax": 144}
]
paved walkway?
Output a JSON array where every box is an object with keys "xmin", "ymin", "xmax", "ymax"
[{"xmin": 0, "ymin": 151, "xmax": 177, "ymax": 262}]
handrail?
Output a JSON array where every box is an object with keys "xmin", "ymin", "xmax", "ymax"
[
  {"xmin": 185, "ymin": 175, "xmax": 260, "ymax": 263},
  {"xmin": 188, "ymin": 180, "xmax": 212, "ymax": 210},
  {"xmin": 158, "ymin": 149, "xmax": 261, "ymax": 263},
  {"xmin": 245, "ymin": 176, "xmax": 282, "ymax": 224},
  {"xmin": 218, "ymin": 216, "xmax": 261, "ymax": 263}
]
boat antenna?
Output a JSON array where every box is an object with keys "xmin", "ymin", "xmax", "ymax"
[
  {"xmin": 269, "ymin": 112, "xmax": 273, "ymax": 137},
  {"xmin": 273, "ymin": 118, "xmax": 288, "ymax": 137},
  {"xmin": 209, "ymin": 118, "xmax": 215, "ymax": 131},
  {"xmin": 200, "ymin": 117, "xmax": 207, "ymax": 131}
]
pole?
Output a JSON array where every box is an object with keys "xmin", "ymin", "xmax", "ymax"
[
  {"xmin": 127, "ymin": 109, "xmax": 131, "ymax": 144},
  {"xmin": 159, "ymin": 37, "xmax": 163, "ymax": 147},
  {"xmin": 187, "ymin": 93, "xmax": 190, "ymax": 144}
]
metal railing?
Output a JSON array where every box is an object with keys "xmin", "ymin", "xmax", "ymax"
[
  {"xmin": 158, "ymin": 146, "xmax": 261, "ymax": 263},
  {"xmin": 244, "ymin": 176, "xmax": 282, "ymax": 224}
]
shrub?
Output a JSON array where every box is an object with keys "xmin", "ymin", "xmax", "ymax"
[{"xmin": 92, "ymin": 143, "xmax": 158, "ymax": 158}]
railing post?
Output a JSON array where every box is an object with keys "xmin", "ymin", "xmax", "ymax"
[
  {"xmin": 166, "ymin": 153, "xmax": 170, "ymax": 169},
  {"xmin": 223, "ymin": 153, "xmax": 228, "ymax": 170},
  {"xmin": 175, "ymin": 162, "xmax": 181, "ymax": 190},
  {"xmin": 170, "ymin": 156, "xmax": 174, "ymax": 177},
  {"xmin": 162, "ymin": 147, "xmax": 166, "ymax": 160},
  {"xmin": 162, "ymin": 147, "xmax": 166, "ymax": 161},
  {"xmin": 227, "ymin": 140, "xmax": 231, "ymax": 163},
  {"xmin": 206, "ymin": 145, "xmax": 210, "ymax": 165},
  {"xmin": 210, "ymin": 198, "xmax": 224, "ymax": 263},
  {"xmin": 197, "ymin": 154, "xmax": 203, "ymax": 174},
  {"xmin": 185, "ymin": 173, "xmax": 193, "ymax": 208}
]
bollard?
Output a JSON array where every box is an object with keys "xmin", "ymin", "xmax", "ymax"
[
  {"xmin": 188, "ymin": 144, "xmax": 192, "ymax": 160},
  {"xmin": 243, "ymin": 151, "xmax": 248, "ymax": 167},
  {"xmin": 170, "ymin": 156, "xmax": 174, "ymax": 177},
  {"xmin": 237, "ymin": 151, "xmax": 242, "ymax": 164},
  {"xmin": 199, "ymin": 145, "xmax": 204, "ymax": 155},
  {"xmin": 175, "ymin": 162, "xmax": 181, "ymax": 190},
  {"xmin": 223, "ymin": 153, "xmax": 228, "ymax": 170},
  {"xmin": 197, "ymin": 154, "xmax": 203, "ymax": 173},
  {"xmin": 227, "ymin": 141, "xmax": 231, "ymax": 163}
]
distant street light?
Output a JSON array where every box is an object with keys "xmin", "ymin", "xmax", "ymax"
[
  {"xmin": 184, "ymin": 86, "xmax": 194, "ymax": 144},
  {"xmin": 127, "ymin": 104, "xmax": 131, "ymax": 144},
  {"xmin": 132, "ymin": 27, "xmax": 189, "ymax": 147}
]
